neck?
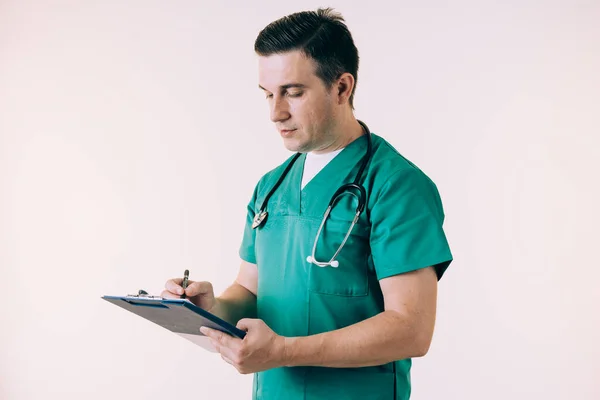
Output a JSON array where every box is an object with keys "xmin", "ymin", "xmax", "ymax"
[{"xmin": 311, "ymin": 117, "xmax": 365, "ymax": 155}]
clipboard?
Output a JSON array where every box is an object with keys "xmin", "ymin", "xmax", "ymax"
[{"xmin": 102, "ymin": 293, "xmax": 246, "ymax": 352}]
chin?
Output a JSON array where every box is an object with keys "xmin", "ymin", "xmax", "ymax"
[{"xmin": 282, "ymin": 138, "xmax": 307, "ymax": 153}]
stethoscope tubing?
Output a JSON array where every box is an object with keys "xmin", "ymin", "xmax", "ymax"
[{"xmin": 253, "ymin": 120, "xmax": 373, "ymax": 268}]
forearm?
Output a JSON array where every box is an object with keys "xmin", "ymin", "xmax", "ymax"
[
  {"xmin": 211, "ymin": 282, "xmax": 257, "ymax": 325},
  {"xmin": 283, "ymin": 310, "xmax": 430, "ymax": 368}
]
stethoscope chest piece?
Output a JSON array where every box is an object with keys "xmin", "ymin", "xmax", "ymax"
[{"xmin": 252, "ymin": 210, "xmax": 268, "ymax": 229}]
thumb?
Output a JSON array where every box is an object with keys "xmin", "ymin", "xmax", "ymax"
[{"xmin": 236, "ymin": 318, "xmax": 259, "ymax": 332}]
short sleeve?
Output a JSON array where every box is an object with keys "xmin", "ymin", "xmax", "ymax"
[
  {"xmin": 369, "ymin": 168, "xmax": 453, "ymax": 280},
  {"xmin": 239, "ymin": 184, "xmax": 259, "ymax": 264}
]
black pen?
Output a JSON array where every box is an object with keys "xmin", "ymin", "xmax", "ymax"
[{"xmin": 181, "ymin": 269, "xmax": 189, "ymax": 299}]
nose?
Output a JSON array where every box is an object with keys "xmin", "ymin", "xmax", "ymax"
[{"xmin": 269, "ymin": 96, "xmax": 290, "ymax": 123}]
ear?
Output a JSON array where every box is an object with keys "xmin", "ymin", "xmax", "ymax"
[{"xmin": 335, "ymin": 72, "xmax": 355, "ymax": 105}]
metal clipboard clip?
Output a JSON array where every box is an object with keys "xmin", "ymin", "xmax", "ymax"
[{"xmin": 124, "ymin": 289, "xmax": 164, "ymax": 300}]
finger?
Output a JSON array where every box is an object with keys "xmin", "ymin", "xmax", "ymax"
[
  {"xmin": 160, "ymin": 289, "xmax": 183, "ymax": 299},
  {"xmin": 215, "ymin": 341, "xmax": 239, "ymax": 366},
  {"xmin": 185, "ymin": 281, "xmax": 213, "ymax": 298},
  {"xmin": 220, "ymin": 353, "xmax": 234, "ymax": 366},
  {"xmin": 209, "ymin": 339, "xmax": 221, "ymax": 354},
  {"xmin": 205, "ymin": 331, "xmax": 241, "ymax": 369},
  {"xmin": 201, "ymin": 327, "xmax": 238, "ymax": 349},
  {"xmin": 236, "ymin": 318, "xmax": 258, "ymax": 332},
  {"xmin": 165, "ymin": 278, "xmax": 185, "ymax": 295}
]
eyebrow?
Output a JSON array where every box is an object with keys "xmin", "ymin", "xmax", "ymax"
[{"xmin": 258, "ymin": 83, "xmax": 307, "ymax": 91}]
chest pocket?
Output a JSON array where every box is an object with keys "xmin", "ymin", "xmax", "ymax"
[{"xmin": 308, "ymin": 218, "xmax": 371, "ymax": 297}]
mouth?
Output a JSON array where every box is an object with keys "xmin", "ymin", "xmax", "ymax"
[{"xmin": 279, "ymin": 128, "xmax": 296, "ymax": 137}]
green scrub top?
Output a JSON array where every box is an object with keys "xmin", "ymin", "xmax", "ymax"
[{"xmin": 239, "ymin": 132, "xmax": 453, "ymax": 400}]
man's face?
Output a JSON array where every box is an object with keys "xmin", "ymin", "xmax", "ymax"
[{"xmin": 258, "ymin": 50, "xmax": 339, "ymax": 153}]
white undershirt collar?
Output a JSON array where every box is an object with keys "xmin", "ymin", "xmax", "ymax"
[{"xmin": 301, "ymin": 148, "xmax": 344, "ymax": 190}]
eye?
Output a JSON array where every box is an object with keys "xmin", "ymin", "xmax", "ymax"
[
  {"xmin": 287, "ymin": 91, "xmax": 303, "ymax": 97},
  {"xmin": 265, "ymin": 93, "xmax": 273, "ymax": 99}
]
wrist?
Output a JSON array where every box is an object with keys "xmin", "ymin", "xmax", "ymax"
[
  {"xmin": 281, "ymin": 336, "xmax": 297, "ymax": 367},
  {"xmin": 206, "ymin": 297, "xmax": 221, "ymax": 314},
  {"xmin": 207, "ymin": 298, "xmax": 222, "ymax": 317}
]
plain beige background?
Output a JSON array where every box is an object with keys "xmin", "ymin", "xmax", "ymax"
[{"xmin": 1, "ymin": 1, "xmax": 599, "ymax": 399}]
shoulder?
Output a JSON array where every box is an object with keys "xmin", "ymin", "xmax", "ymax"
[
  {"xmin": 368, "ymin": 133, "xmax": 438, "ymax": 186},
  {"xmin": 369, "ymin": 134, "xmax": 427, "ymax": 177},
  {"xmin": 367, "ymin": 134, "xmax": 445, "ymax": 219}
]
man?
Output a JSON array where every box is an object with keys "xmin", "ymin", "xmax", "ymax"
[{"xmin": 162, "ymin": 8, "xmax": 453, "ymax": 400}]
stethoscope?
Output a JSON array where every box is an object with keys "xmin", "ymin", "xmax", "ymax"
[{"xmin": 251, "ymin": 120, "xmax": 373, "ymax": 268}]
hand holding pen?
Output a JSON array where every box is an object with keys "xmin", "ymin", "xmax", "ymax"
[{"xmin": 161, "ymin": 269, "xmax": 216, "ymax": 312}]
